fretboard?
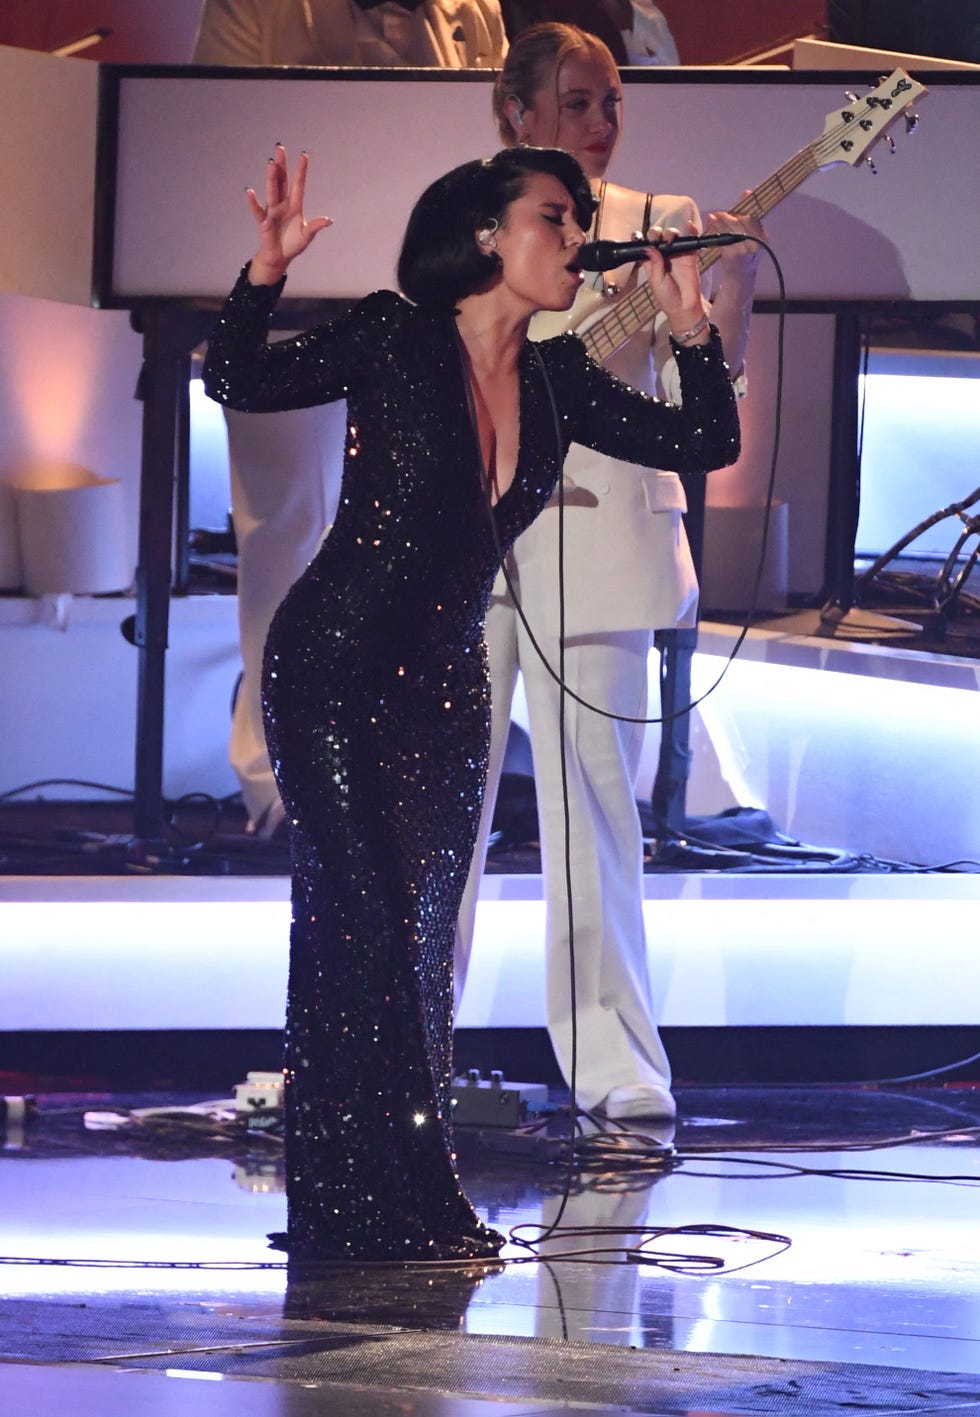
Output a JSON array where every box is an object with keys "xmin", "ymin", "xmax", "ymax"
[{"xmin": 580, "ymin": 143, "xmax": 820, "ymax": 365}]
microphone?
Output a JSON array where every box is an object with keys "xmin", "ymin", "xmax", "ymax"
[{"xmin": 578, "ymin": 232, "xmax": 748, "ymax": 272}]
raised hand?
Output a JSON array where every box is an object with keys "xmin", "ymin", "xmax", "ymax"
[{"xmin": 246, "ymin": 145, "xmax": 333, "ymax": 285}]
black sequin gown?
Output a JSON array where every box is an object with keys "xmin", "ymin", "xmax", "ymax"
[{"xmin": 204, "ymin": 268, "xmax": 739, "ymax": 1261}]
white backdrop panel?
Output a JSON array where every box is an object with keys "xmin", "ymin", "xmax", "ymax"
[{"xmin": 104, "ymin": 69, "xmax": 979, "ymax": 304}]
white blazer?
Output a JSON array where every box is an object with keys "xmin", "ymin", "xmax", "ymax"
[{"xmin": 503, "ymin": 186, "xmax": 704, "ymax": 637}]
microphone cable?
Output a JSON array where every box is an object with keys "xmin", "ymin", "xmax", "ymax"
[
  {"xmin": 500, "ymin": 234, "xmax": 785, "ymax": 734},
  {"xmin": 466, "ymin": 236, "xmax": 786, "ymax": 1242}
]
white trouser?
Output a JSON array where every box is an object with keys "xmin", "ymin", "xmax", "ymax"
[
  {"xmin": 224, "ymin": 402, "xmax": 346, "ymax": 828},
  {"xmin": 456, "ymin": 569, "xmax": 672, "ymax": 1111}
]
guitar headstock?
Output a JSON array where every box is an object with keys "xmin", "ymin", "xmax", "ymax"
[{"xmin": 812, "ymin": 69, "xmax": 927, "ymax": 170}]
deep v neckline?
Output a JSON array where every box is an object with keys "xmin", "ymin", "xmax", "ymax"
[
  {"xmin": 466, "ymin": 375, "xmax": 504, "ymax": 506},
  {"xmin": 454, "ymin": 324, "xmax": 529, "ymax": 511}
]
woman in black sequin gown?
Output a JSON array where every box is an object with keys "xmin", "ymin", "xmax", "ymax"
[{"xmin": 204, "ymin": 145, "xmax": 739, "ymax": 1262}]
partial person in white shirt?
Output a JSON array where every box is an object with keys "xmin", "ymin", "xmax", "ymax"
[
  {"xmin": 192, "ymin": 0, "xmax": 507, "ymax": 69},
  {"xmin": 596, "ymin": 0, "xmax": 679, "ymax": 65},
  {"xmin": 509, "ymin": 0, "xmax": 677, "ymax": 65}
]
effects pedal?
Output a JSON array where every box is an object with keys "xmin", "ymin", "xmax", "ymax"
[
  {"xmin": 234, "ymin": 1070, "xmax": 285, "ymax": 1129},
  {"xmin": 451, "ymin": 1069, "xmax": 548, "ymax": 1128}
]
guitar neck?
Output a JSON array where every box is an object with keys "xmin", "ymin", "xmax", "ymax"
[{"xmin": 581, "ymin": 143, "xmax": 820, "ymax": 365}]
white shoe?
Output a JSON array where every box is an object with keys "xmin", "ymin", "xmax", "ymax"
[{"xmin": 595, "ymin": 1083, "xmax": 676, "ymax": 1121}]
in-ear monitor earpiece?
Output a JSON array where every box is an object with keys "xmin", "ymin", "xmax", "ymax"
[{"xmin": 477, "ymin": 218, "xmax": 499, "ymax": 247}]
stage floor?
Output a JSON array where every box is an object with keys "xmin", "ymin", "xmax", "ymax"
[
  {"xmin": 3, "ymin": 604, "xmax": 979, "ymax": 1410},
  {"xmin": 2, "ymin": 1083, "xmax": 980, "ymax": 1415}
]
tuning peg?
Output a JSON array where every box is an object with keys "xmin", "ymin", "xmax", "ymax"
[
  {"xmin": 905, "ymin": 111, "xmax": 920, "ymax": 134},
  {"xmin": 844, "ymin": 90, "xmax": 859, "ymax": 102},
  {"xmin": 885, "ymin": 135, "xmax": 896, "ymax": 154},
  {"xmin": 865, "ymin": 155, "xmax": 878, "ymax": 175}
]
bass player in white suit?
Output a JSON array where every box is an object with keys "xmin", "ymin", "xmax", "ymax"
[{"xmin": 454, "ymin": 22, "xmax": 765, "ymax": 1121}]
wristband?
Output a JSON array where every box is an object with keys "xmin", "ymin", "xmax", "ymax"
[{"xmin": 670, "ymin": 313, "xmax": 710, "ymax": 345}]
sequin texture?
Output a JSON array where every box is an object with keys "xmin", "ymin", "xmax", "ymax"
[{"xmin": 203, "ymin": 269, "xmax": 738, "ymax": 1261}]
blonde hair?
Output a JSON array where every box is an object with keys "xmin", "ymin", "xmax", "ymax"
[{"xmin": 491, "ymin": 23, "xmax": 618, "ymax": 146}]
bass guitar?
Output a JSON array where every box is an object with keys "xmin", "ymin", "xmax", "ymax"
[{"xmin": 535, "ymin": 69, "xmax": 927, "ymax": 360}]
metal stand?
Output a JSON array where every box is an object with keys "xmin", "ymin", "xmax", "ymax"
[
  {"xmin": 648, "ymin": 474, "xmax": 762, "ymax": 867},
  {"xmin": 854, "ymin": 481, "xmax": 980, "ymax": 637},
  {"xmin": 648, "ymin": 472, "xmax": 705, "ymax": 844},
  {"xmin": 818, "ymin": 310, "xmax": 865, "ymax": 630},
  {"xmin": 650, "ymin": 626, "xmax": 698, "ymax": 839},
  {"xmin": 126, "ymin": 298, "xmax": 342, "ymax": 847},
  {"xmin": 130, "ymin": 306, "xmax": 214, "ymax": 845},
  {"xmin": 650, "ymin": 310, "xmax": 867, "ymax": 855}
]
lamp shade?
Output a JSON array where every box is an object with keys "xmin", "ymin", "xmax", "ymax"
[{"xmin": 14, "ymin": 463, "xmax": 134, "ymax": 596}]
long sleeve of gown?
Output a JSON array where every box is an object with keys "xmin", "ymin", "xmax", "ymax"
[
  {"xmin": 202, "ymin": 265, "xmax": 401, "ymax": 414},
  {"xmin": 542, "ymin": 325, "xmax": 740, "ymax": 475}
]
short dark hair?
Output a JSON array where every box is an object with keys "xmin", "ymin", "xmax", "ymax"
[{"xmin": 397, "ymin": 147, "xmax": 595, "ymax": 309}]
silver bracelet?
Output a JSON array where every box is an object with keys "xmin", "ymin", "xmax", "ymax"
[{"xmin": 670, "ymin": 313, "xmax": 710, "ymax": 345}]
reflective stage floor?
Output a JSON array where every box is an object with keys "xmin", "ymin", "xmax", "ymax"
[{"xmin": 3, "ymin": 1083, "xmax": 980, "ymax": 1414}]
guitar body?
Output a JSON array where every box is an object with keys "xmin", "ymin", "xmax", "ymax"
[{"xmin": 531, "ymin": 285, "xmax": 609, "ymax": 343}]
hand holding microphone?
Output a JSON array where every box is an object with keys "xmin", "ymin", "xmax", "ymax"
[
  {"xmin": 596, "ymin": 222, "xmax": 717, "ymax": 344},
  {"xmin": 578, "ymin": 230, "xmax": 747, "ymax": 272}
]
